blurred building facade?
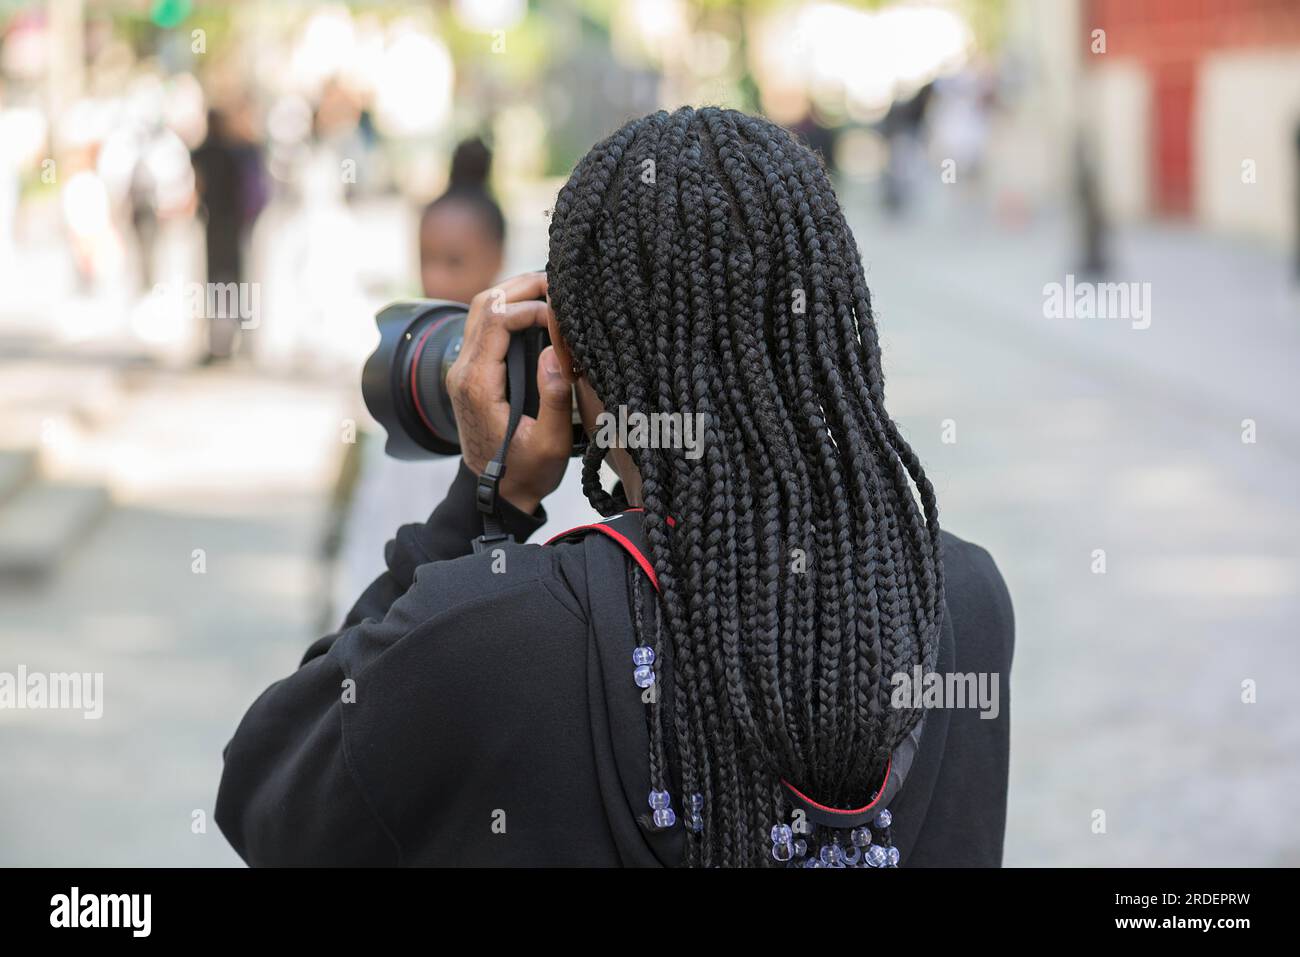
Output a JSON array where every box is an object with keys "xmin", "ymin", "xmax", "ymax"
[{"xmin": 1083, "ymin": 0, "xmax": 1300, "ymax": 243}]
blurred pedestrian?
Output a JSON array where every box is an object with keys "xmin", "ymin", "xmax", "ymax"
[
  {"xmin": 417, "ymin": 138, "xmax": 505, "ymax": 302},
  {"xmin": 1293, "ymin": 121, "xmax": 1300, "ymax": 281},
  {"xmin": 1074, "ymin": 131, "xmax": 1108, "ymax": 276},
  {"xmin": 331, "ymin": 138, "xmax": 591, "ymax": 618},
  {"xmin": 191, "ymin": 108, "xmax": 264, "ymax": 362},
  {"xmin": 61, "ymin": 147, "xmax": 122, "ymax": 292},
  {"xmin": 880, "ymin": 82, "xmax": 934, "ymax": 217}
]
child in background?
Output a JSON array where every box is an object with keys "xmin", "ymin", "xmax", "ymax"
[
  {"xmin": 332, "ymin": 138, "xmax": 591, "ymax": 616},
  {"xmin": 417, "ymin": 138, "xmax": 504, "ymax": 303}
]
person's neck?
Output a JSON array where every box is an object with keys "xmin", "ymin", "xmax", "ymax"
[{"xmin": 620, "ymin": 469, "xmax": 644, "ymax": 508}]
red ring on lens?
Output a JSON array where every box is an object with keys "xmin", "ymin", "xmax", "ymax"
[{"xmin": 408, "ymin": 313, "xmax": 457, "ymax": 443}]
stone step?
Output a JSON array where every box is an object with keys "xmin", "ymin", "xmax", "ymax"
[{"xmin": 0, "ymin": 481, "xmax": 110, "ymax": 580}]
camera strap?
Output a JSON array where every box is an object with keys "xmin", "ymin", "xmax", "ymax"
[{"xmin": 472, "ymin": 334, "xmax": 529, "ymax": 554}]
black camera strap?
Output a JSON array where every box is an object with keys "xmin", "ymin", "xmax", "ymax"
[{"xmin": 472, "ymin": 334, "xmax": 529, "ymax": 554}]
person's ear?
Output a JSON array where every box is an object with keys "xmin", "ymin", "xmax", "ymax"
[{"xmin": 546, "ymin": 304, "xmax": 580, "ymax": 384}]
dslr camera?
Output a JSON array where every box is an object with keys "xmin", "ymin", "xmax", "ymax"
[{"xmin": 361, "ymin": 300, "xmax": 586, "ymax": 459}]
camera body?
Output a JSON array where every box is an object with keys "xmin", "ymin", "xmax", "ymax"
[{"xmin": 361, "ymin": 299, "xmax": 585, "ymax": 460}]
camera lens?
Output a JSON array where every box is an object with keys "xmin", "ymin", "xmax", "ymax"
[
  {"xmin": 362, "ymin": 301, "xmax": 469, "ymax": 458},
  {"xmin": 361, "ymin": 299, "xmax": 587, "ymax": 460}
]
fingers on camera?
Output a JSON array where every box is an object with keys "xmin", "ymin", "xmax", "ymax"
[{"xmin": 468, "ymin": 300, "xmax": 551, "ymax": 358}]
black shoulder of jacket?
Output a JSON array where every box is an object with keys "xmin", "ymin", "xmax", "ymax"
[{"xmin": 938, "ymin": 529, "xmax": 1015, "ymax": 668}]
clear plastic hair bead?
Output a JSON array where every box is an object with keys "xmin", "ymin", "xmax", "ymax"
[
  {"xmin": 633, "ymin": 665, "xmax": 655, "ymax": 688},
  {"xmin": 772, "ymin": 840, "xmax": 794, "ymax": 862},
  {"xmin": 770, "ymin": 824, "xmax": 793, "ymax": 845},
  {"xmin": 843, "ymin": 845, "xmax": 862, "ymax": 866},
  {"xmin": 875, "ymin": 808, "xmax": 892, "ymax": 828},
  {"xmin": 684, "ymin": 794, "xmax": 704, "ymax": 833},
  {"xmin": 819, "ymin": 844, "xmax": 844, "ymax": 866},
  {"xmin": 850, "ymin": 826, "xmax": 872, "ymax": 847},
  {"xmin": 886, "ymin": 846, "xmax": 900, "ymax": 867},
  {"xmin": 653, "ymin": 807, "xmax": 677, "ymax": 829},
  {"xmin": 794, "ymin": 839, "xmax": 808, "ymax": 858},
  {"xmin": 866, "ymin": 844, "xmax": 889, "ymax": 867},
  {"xmin": 632, "ymin": 646, "xmax": 655, "ymax": 666},
  {"xmin": 649, "ymin": 789, "xmax": 671, "ymax": 810}
]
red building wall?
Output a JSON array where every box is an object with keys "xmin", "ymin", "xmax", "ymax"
[{"xmin": 1085, "ymin": 0, "xmax": 1300, "ymax": 215}]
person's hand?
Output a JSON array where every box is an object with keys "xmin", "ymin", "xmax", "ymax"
[{"xmin": 446, "ymin": 272, "xmax": 573, "ymax": 515}]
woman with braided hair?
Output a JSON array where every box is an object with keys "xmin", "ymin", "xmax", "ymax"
[{"xmin": 216, "ymin": 107, "xmax": 1014, "ymax": 868}]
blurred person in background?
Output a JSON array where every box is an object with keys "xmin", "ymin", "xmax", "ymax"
[
  {"xmin": 61, "ymin": 149, "xmax": 123, "ymax": 292},
  {"xmin": 927, "ymin": 69, "xmax": 993, "ymax": 199},
  {"xmin": 880, "ymin": 82, "xmax": 934, "ymax": 218},
  {"xmin": 311, "ymin": 79, "xmax": 384, "ymax": 202},
  {"xmin": 418, "ymin": 137, "xmax": 504, "ymax": 302},
  {"xmin": 127, "ymin": 119, "xmax": 194, "ymax": 291},
  {"xmin": 219, "ymin": 107, "xmax": 1014, "ymax": 868},
  {"xmin": 1293, "ymin": 121, "xmax": 1300, "ymax": 280},
  {"xmin": 332, "ymin": 137, "xmax": 591, "ymax": 621},
  {"xmin": 191, "ymin": 106, "xmax": 265, "ymax": 363},
  {"xmin": 1074, "ymin": 131, "xmax": 1108, "ymax": 276},
  {"xmin": 128, "ymin": 143, "xmax": 161, "ymax": 291}
]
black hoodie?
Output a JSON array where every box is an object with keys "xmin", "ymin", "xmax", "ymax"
[{"xmin": 216, "ymin": 462, "xmax": 1014, "ymax": 866}]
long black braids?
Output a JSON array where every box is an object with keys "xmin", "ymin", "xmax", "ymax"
[{"xmin": 547, "ymin": 107, "xmax": 945, "ymax": 867}]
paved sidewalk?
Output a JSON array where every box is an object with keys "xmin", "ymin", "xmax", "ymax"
[
  {"xmin": 849, "ymin": 200, "xmax": 1300, "ymax": 865},
  {"xmin": 0, "ymin": 362, "xmax": 351, "ymax": 866}
]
